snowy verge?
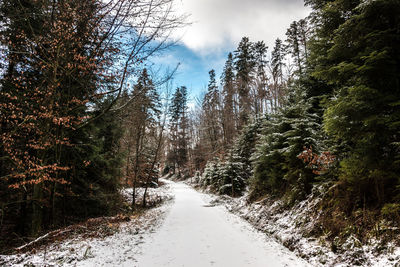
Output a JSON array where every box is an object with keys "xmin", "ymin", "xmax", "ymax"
[
  {"xmin": 187, "ymin": 181, "xmax": 400, "ymax": 267},
  {"xmin": 120, "ymin": 181, "xmax": 173, "ymax": 207},
  {"xmin": 0, "ymin": 183, "xmax": 174, "ymax": 267}
]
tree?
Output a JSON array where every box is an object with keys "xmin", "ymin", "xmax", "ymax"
[
  {"xmin": 221, "ymin": 53, "xmax": 237, "ymax": 148},
  {"xmin": 253, "ymin": 41, "xmax": 269, "ymax": 116},
  {"xmin": 297, "ymin": 19, "xmax": 310, "ymax": 64},
  {"xmin": 319, "ymin": 0, "xmax": 400, "ymax": 207},
  {"xmin": 0, "ymin": 0, "xmax": 113, "ymax": 236},
  {"xmin": 234, "ymin": 37, "xmax": 255, "ymax": 127},
  {"xmin": 0, "ymin": 0, "xmax": 185, "ymax": 240},
  {"xmin": 201, "ymin": 70, "xmax": 222, "ymax": 156},
  {"xmin": 251, "ymin": 87, "xmax": 322, "ymax": 201},
  {"xmin": 269, "ymin": 38, "xmax": 286, "ymax": 112},
  {"xmin": 65, "ymin": 97, "xmax": 124, "ymax": 224},
  {"xmin": 168, "ymin": 86, "xmax": 189, "ymax": 177},
  {"xmin": 121, "ymin": 69, "xmax": 160, "ymax": 208},
  {"xmin": 286, "ymin": 21, "xmax": 303, "ymax": 75},
  {"xmin": 222, "ymin": 118, "xmax": 262, "ymax": 196}
]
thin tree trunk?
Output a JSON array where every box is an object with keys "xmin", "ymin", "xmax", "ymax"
[
  {"xmin": 49, "ymin": 182, "xmax": 56, "ymax": 226},
  {"xmin": 32, "ymin": 184, "xmax": 43, "ymax": 236},
  {"xmin": 18, "ymin": 192, "xmax": 28, "ymax": 235},
  {"xmin": 143, "ymin": 114, "xmax": 167, "ymax": 207},
  {"xmin": 132, "ymin": 124, "xmax": 145, "ymax": 209}
]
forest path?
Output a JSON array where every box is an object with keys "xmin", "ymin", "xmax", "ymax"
[{"xmin": 135, "ymin": 180, "xmax": 310, "ymax": 267}]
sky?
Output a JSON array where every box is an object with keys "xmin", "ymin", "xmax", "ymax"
[{"xmin": 149, "ymin": 0, "xmax": 311, "ymax": 103}]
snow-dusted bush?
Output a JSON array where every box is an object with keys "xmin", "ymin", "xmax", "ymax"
[
  {"xmin": 217, "ymin": 156, "xmax": 248, "ymax": 196},
  {"xmin": 201, "ymin": 158, "xmax": 222, "ymax": 190},
  {"xmin": 251, "ymin": 92, "xmax": 324, "ymax": 201},
  {"xmin": 200, "ymin": 120, "xmax": 262, "ymax": 196}
]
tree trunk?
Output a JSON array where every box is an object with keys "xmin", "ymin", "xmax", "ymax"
[
  {"xmin": 49, "ymin": 182, "xmax": 56, "ymax": 226},
  {"xmin": 31, "ymin": 184, "xmax": 43, "ymax": 236},
  {"xmin": 18, "ymin": 192, "xmax": 28, "ymax": 235}
]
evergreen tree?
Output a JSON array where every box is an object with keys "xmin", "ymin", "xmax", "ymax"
[
  {"xmin": 253, "ymin": 41, "xmax": 268, "ymax": 116},
  {"xmin": 270, "ymin": 38, "xmax": 286, "ymax": 112},
  {"xmin": 202, "ymin": 70, "xmax": 222, "ymax": 155},
  {"xmin": 286, "ymin": 21, "xmax": 303, "ymax": 75},
  {"xmin": 221, "ymin": 53, "xmax": 236, "ymax": 147},
  {"xmin": 297, "ymin": 19, "xmax": 310, "ymax": 64},
  {"xmin": 123, "ymin": 69, "xmax": 161, "ymax": 207},
  {"xmin": 201, "ymin": 158, "xmax": 222, "ymax": 190},
  {"xmin": 218, "ymin": 156, "xmax": 247, "ymax": 197},
  {"xmin": 318, "ymin": 0, "xmax": 400, "ymax": 206},
  {"xmin": 200, "ymin": 119, "xmax": 262, "ymax": 197},
  {"xmin": 65, "ymin": 97, "xmax": 123, "ymax": 222},
  {"xmin": 251, "ymin": 88, "xmax": 322, "ymax": 201},
  {"xmin": 234, "ymin": 37, "xmax": 255, "ymax": 127},
  {"xmin": 221, "ymin": 119, "xmax": 262, "ymax": 196},
  {"xmin": 285, "ymin": 19, "xmax": 311, "ymax": 77},
  {"xmin": 169, "ymin": 86, "xmax": 189, "ymax": 177},
  {"xmin": 0, "ymin": 0, "xmax": 120, "ymax": 236}
]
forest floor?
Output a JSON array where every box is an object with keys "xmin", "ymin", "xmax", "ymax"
[{"xmin": 1, "ymin": 179, "xmax": 309, "ymax": 267}]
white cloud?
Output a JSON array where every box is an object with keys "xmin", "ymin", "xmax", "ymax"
[{"xmin": 173, "ymin": 0, "xmax": 311, "ymax": 54}]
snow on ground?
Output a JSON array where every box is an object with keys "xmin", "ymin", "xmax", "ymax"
[
  {"xmin": 7, "ymin": 178, "xmax": 397, "ymax": 267},
  {"xmin": 0, "ymin": 183, "xmax": 174, "ymax": 267},
  {"xmin": 121, "ymin": 183, "xmax": 173, "ymax": 206},
  {"xmin": 1, "ymin": 179, "xmax": 311, "ymax": 267},
  {"xmin": 191, "ymin": 182, "xmax": 400, "ymax": 267},
  {"xmin": 135, "ymin": 180, "xmax": 310, "ymax": 267}
]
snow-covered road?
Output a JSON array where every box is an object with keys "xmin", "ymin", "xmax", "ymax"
[{"xmin": 135, "ymin": 180, "xmax": 309, "ymax": 267}]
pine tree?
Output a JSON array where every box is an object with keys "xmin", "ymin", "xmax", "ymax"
[
  {"xmin": 297, "ymin": 19, "xmax": 310, "ymax": 64},
  {"xmin": 65, "ymin": 97, "xmax": 123, "ymax": 221},
  {"xmin": 286, "ymin": 21, "xmax": 303, "ymax": 75},
  {"xmin": 169, "ymin": 86, "xmax": 189, "ymax": 177},
  {"xmin": 318, "ymin": 0, "xmax": 400, "ymax": 206},
  {"xmin": 222, "ymin": 119, "xmax": 262, "ymax": 196},
  {"xmin": 123, "ymin": 69, "xmax": 161, "ymax": 207},
  {"xmin": 202, "ymin": 70, "xmax": 222, "ymax": 155},
  {"xmin": 270, "ymin": 38, "xmax": 286, "ymax": 112},
  {"xmin": 0, "ymin": 0, "xmax": 118, "ymax": 236},
  {"xmin": 221, "ymin": 53, "xmax": 237, "ymax": 148},
  {"xmin": 253, "ymin": 41, "xmax": 268, "ymax": 116},
  {"xmin": 234, "ymin": 37, "xmax": 255, "ymax": 127},
  {"xmin": 251, "ymin": 87, "xmax": 322, "ymax": 201},
  {"xmin": 201, "ymin": 158, "xmax": 222, "ymax": 190},
  {"xmin": 218, "ymin": 156, "xmax": 247, "ymax": 197}
]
